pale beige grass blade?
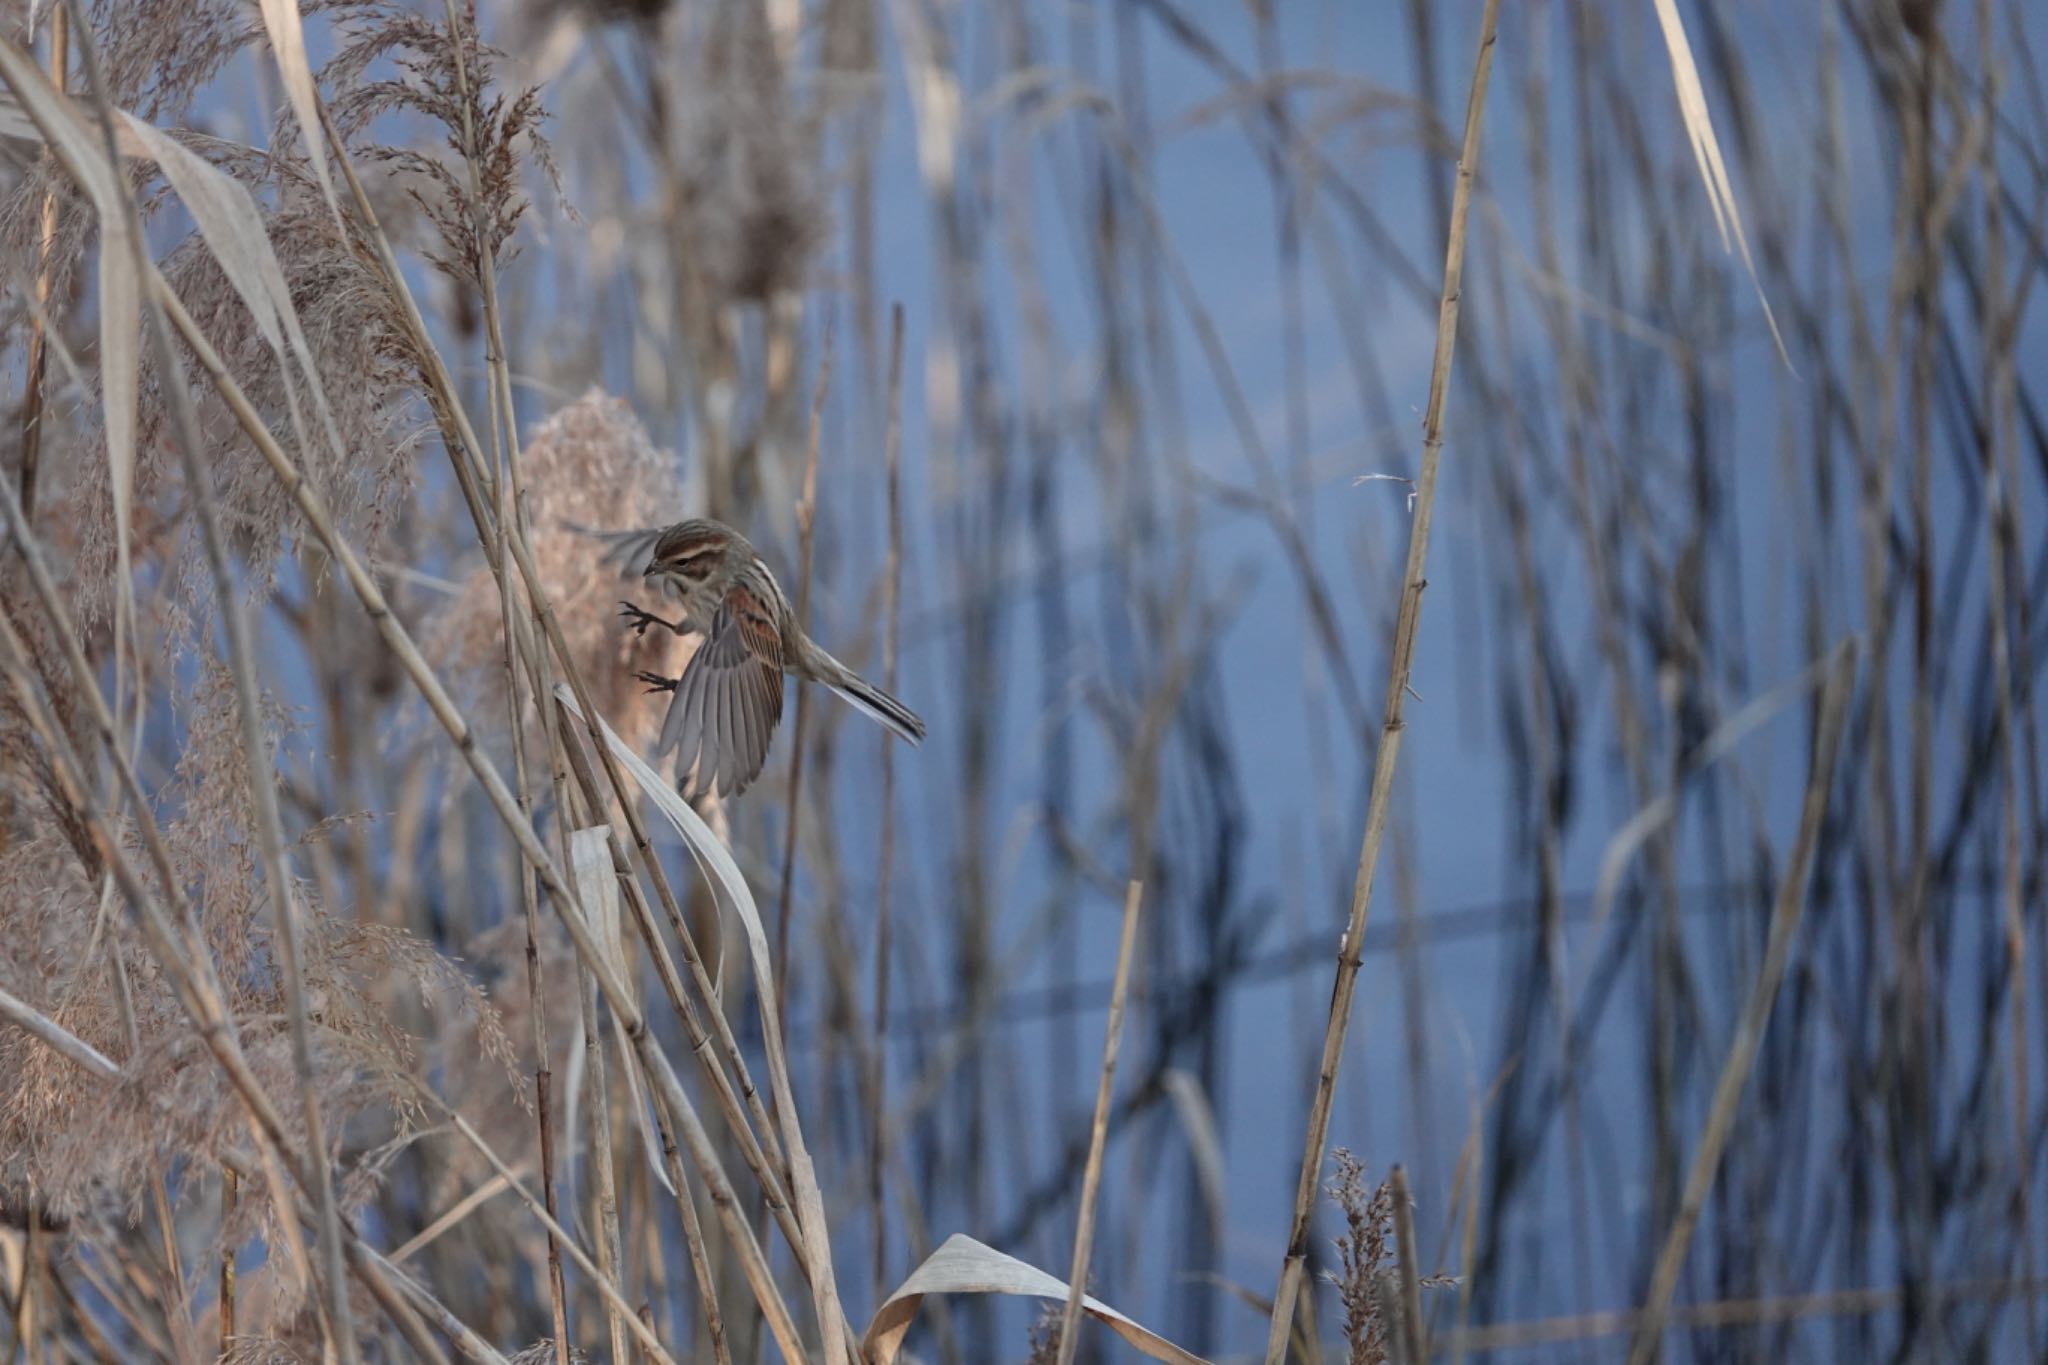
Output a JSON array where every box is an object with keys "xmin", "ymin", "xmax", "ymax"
[
  {"xmin": 257, "ymin": 0, "xmax": 340, "ymax": 218},
  {"xmin": 1650, "ymin": 0, "xmax": 1790, "ymax": 367},
  {"xmin": 865, "ymin": 1234, "xmax": 1213, "ymax": 1365}
]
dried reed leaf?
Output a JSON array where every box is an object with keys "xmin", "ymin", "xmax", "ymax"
[
  {"xmin": 115, "ymin": 111, "xmax": 341, "ymax": 461},
  {"xmin": 256, "ymin": 0, "xmax": 339, "ymax": 219},
  {"xmin": 864, "ymin": 1234, "xmax": 1213, "ymax": 1365},
  {"xmin": 568, "ymin": 824, "xmax": 672, "ymax": 1195},
  {"xmin": 1649, "ymin": 0, "xmax": 1790, "ymax": 368}
]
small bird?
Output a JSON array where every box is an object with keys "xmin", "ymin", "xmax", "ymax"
[{"xmin": 590, "ymin": 518, "xmax": 924, "ymax": 798}]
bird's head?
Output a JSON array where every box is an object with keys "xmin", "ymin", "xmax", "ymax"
[{"xmin": 643, "ymin": 520, "xmax": 732, "ymax": 590}]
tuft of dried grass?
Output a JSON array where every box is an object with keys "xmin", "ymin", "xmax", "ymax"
[
  {"xmin": 1325, "ymin": 1148, "xmax": 1394, "ymax": 1365},
  {"xmin": 1026, "ymin": 1300, "xmax": 1065, "ymax": 1365}
]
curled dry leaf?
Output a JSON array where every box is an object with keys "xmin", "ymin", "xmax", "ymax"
[{"xmin": 863, "ymin": 1234, "xmax": 1213, "ymax": 1365}]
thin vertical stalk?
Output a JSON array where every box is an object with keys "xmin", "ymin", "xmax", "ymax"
[
  {"xmin": 1624, "ymin": 642, "xmax": 1856, "ymax": 1365},
  {"xmin": 1978, "ymin": 0, "xmax": 2035, "ymax": 1347},
  {"xmin": 1262, "ymin": 4, "xmax": 1500, "ymax": 1358},
  {"xmin": 775, "ymin": 334, "xmax": 834, "ymax": 1041},
  {"xmin": 16, "ymin": 5, "xmax": 65, "ymax": 525},
  {"xmin": 646, "ymin": 1096, "xmax": 732, "ymax": 1365},
  {"xmin": 1051, "ymin": 879, "xmax": 1146, "ymax": 1365},
  {"xmin": 871, "ymin": 303, "xmax": 906, "ymax": 1305},
  {"xmin": 580, "ymin": 968, "xmax": 632, "ymax": 1365},
  {"xmin": 219, "ymin": 1169, "xmax": 237, "ymax": 1353},
  {"xmin": 1390, "ymin": 1164, "xmax": 1425, "ymax": 1365}
]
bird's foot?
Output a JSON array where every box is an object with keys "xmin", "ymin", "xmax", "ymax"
[
  {"xmin": 619, "ymin": 600, "xmax": 679, "ymax": 637},
  {"xmin": 635, "ymin": 670, "xmax": 680, "ymax": 695}
]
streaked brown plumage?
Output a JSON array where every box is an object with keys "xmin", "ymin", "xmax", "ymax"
[{"xmin": 586, "ymin": 517, "xmax": 925, "ymax": 798}]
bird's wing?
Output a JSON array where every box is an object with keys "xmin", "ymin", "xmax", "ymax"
[
  {"xmin": 657, "ymin": 581, "xmax": 785, "ymax": 799},
  {"xmin": 568, "ymin": 522, "xmax": 669, "ymax": 578}
]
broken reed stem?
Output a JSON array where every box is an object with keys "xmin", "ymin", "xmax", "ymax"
[
  {"xmin": 0, "ymin": 984, "xmax": 118, "ymax": 1076},
  {"xmin": 1624, "ymin": 641, "xmax": 1857, "ymax": 1365},
  {"xmin": 1263, "ymin": 2, "xmax": 1500, "ymax": 1358},
  {"xmin": 871, "ymin": 302, "xmax": 906, "ymax": 1305},
  {"xmin": 219, "ymin": 1167, "xmax": 237, "ymax": 1351},
  {"xmin": 1052, "ymin": 878, "xmax": 1146, "ymax": 1365}
]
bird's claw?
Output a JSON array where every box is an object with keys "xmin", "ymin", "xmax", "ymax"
[
  {"xmin": 636, "ymin": 670, "xmax": 680, "ymax": 695},
  {"xmin": 619, "ymin": 600, "xmax": 663, "ymax": 637}
]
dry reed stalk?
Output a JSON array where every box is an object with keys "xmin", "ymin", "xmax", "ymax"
[
  {"xmin": 1624, "ymin": 640, "xmax": 1856, "ymax": 1364},
  {"xmin": 775, "ymin": 334, "xmax": 832, "ymax": 1044},
  {"xmin": 1388, "ymin": 1166, "xmax": 1422, "ymax": 1365},
  {"xmin": 1262, "ymin": 3, "xmax": 1500, "ymax": 1357},
  {"xmin": 1051, "ymin": 877, "xmax": 1145, "ymax": 1365},
  {"xmin": 432, "ymin": 27, "xmax": 582, "ymax": 1354},
  {"xmin": 389, "ymin": 1174, "xmax": 514, "ymax": 1265},
  {"xmin": 15, "ymin": 5, "xmax": 66, "ymax": 528},
  {"xmin": 871, "ymin": 301, "xmax": 906, "ymax": 1305},
  {"xmin": 502, "ymin": 530, "xmax": 572, "ymax": 1362},
  {"xmin": 643, "ymin": 1094, "xmax": 731, "ymax": 1365},
  {"xmin": 0, "ymin": 983, "xmax": 117, "ymax": 1076},
  {"xmin": 579, "ymin": 959, "xmax": 631, "ymax": 1365}
]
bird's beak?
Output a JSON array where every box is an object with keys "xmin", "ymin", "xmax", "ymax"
[{"xmin": 641, "ymin": 562, "xmax": 657, "ymax": 578}]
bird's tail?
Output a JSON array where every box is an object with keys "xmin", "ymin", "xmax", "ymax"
[{"xmin": 812, "ymin": 654, "xmax": 926, "ymax": 745}]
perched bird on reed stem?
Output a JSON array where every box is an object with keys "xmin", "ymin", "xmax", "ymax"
[{"xmin": 585, "ymin": 517, "xmax": 924, "ymax": 798}]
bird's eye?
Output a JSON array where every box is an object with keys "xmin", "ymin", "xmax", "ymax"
[{"xmin": 669, "ymin": 550, "xmax": 716, "ymax": 579}]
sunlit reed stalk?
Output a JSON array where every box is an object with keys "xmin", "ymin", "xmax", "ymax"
[
  {"xmin": 1052, "ymin": 879, "xmax": 1146, "ymax": 1365},
  {"xmin": 1263, "ymin": 3, "xmax": 1500, "ymax": 1358}
]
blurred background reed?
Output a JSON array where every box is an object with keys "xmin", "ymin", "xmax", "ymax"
[{"xmin": 0, "ymin": 0, "xmax": 2044, "ymax": 1361}]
